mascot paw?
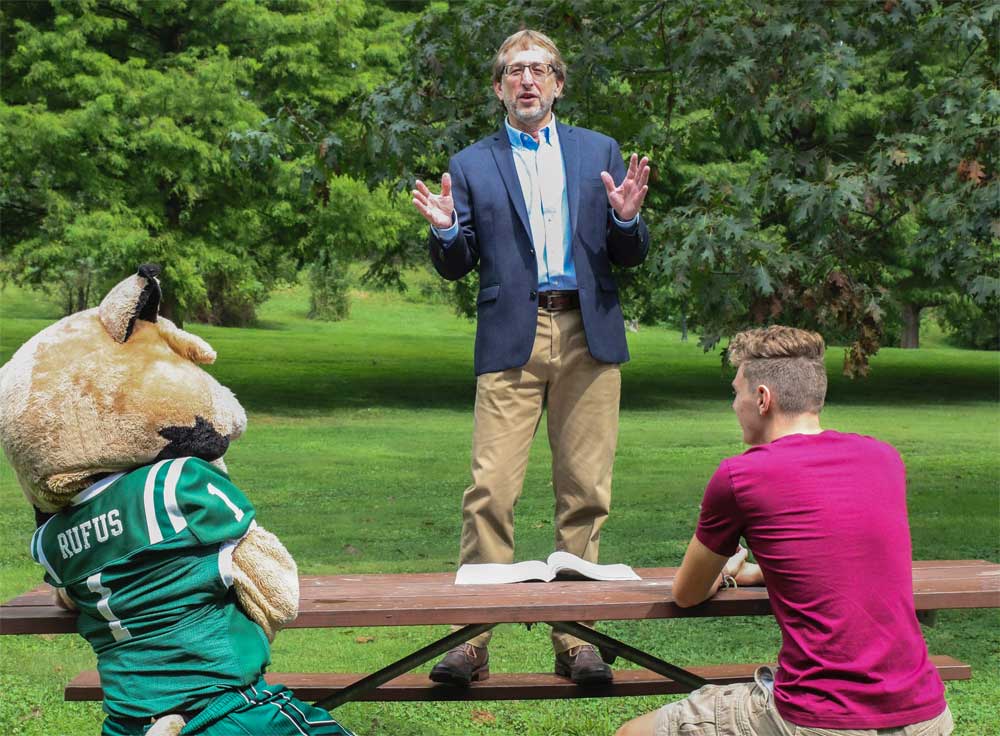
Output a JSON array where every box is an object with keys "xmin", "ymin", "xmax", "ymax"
[
  {"xmin": 148, "ymin": 714, "xmax": 187, "ymax": 736},
  {"xmin": 232, "ymin": 525, "xmax": 299, "ymax": 641}
]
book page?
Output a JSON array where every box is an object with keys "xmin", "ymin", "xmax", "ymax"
[
  {"xmin": 454, "ymin": 560, "xmax": 554, "ymax": 585},
  {"xmin": 546, "ymin": 551, "xmax": 641, "ymax": 581}
]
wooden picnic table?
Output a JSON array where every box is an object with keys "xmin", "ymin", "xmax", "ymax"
[
  {"xmin": 5, "ymin": 559, "xmax": 997, "ymax": 635},
  {"xmin": 3, "ymin": 559, "xmax": 998, "ymax": 708}
]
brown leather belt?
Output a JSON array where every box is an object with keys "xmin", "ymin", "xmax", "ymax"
[{"xmin": 538, "ymin": 289, "xmax": 580, "ymax": 311}]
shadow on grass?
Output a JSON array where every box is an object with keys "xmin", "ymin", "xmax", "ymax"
[
  {"xmin": 218, "ymin": 355, "xmax": 998, "ymax": 414},
  {"xmin": 249, "ymin": 319, "xmax": 294, "ymax": 331},
  {"xmin": 624, "ymin": 360, "xmax": 999, "ymax": 410}
]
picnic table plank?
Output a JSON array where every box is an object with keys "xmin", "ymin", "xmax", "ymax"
[
  {"xmin": 4, "ymin": 560, "xmax": 998, "ymax": 635},
  {"xmin": 64, "ymin": 656, "xmax": 972, "ymax": 702}
]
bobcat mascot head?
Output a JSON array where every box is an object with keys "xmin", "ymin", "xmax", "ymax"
[{"xmin": 0, "ymin": 264, "xmax": 246, "ymax": 515}]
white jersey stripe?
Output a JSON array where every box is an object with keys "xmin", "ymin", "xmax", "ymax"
[
  {"xmin": 30, "ymin": 523, "xmax": 44, "ymax": 563},
  {"xmin": 163, "ymin": 458, "xmax": 190, "ymax": 533},
  {"xmin": 281, "ymin": 693, "xmax": 338, "ymax": 725},
  {"xmin": 217, "ymin": 521, "xmax": 256, "ymax": 587},
  {"xmin": 218, "ymin": 539, "xmax": 237, "ymax": 588},
  {"xmin": 143, "ymin": 460, "xmax": 171, "ymax": 544},
  {"xmin": 32, "ymin": 518, "xmax": 63, "ymax": 585},
  {"xmin": 273, "ymin": 704, "xmax": 307, "ymax": 736},
  {"xmin": 70, "ymin": 472, "xmax": 125, "ymax": 506},
  {"xmin": 87, "ymin": 573, "xmax": 131, "ymax": 641}
]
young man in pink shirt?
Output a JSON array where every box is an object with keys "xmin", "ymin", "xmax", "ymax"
[{"xmin": 617, "ymin": 326, "xmax": 952, "ymax": 736}]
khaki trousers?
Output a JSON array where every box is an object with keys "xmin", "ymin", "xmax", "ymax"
[
  {"xmin": 458, "ymin": 308, "xmax": 621, "ymax": 652},
  {"xmin": 654, "ymin": 667, "xmax": 954, "ymax": 736}
]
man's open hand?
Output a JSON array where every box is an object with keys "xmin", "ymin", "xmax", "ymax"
[
  {"xmin": 412, "ymin": 174, "xmax": 455, "ymax": 230},
  {"xmin": 601, "ymin": 153, "xmax": 650, "ymax": 222}
]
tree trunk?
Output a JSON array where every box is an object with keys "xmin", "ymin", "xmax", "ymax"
[
  {"xmin": 901, "ymin": 303, "xmax": 921, "ymax": 349},
  {"xmin": 160, "ymin": 292, "xmax": 183, "ymax": 328}
]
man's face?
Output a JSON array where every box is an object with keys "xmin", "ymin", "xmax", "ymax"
[
  {"xmin": 493, "ymin": 44, "xmax": 564, "ymax": 130},
  {"xmin": 732, "ymin": 365, "xmax": 766, "ymax": 445}
]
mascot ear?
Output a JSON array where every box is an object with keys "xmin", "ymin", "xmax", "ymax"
[
  {"xmin": 99, "ymin": 264, "xmax": 162, "ymax": 343},
  {"xmin": 156, "ymin": 318, "xmax": 216, "ymax": 365}
]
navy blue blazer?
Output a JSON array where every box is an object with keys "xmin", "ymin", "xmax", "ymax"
[{"xmin": 430, "ymin": 122, "xmax": 651, "ymax": 376}]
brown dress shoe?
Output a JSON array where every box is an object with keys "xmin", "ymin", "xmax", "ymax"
[
  {"xmin": 554, "ymin": 644, "xmax": 613, "ymax": 685},
  {"xmin": 429, "ymin": 643, "xmax": 489, "ymax": 685}
]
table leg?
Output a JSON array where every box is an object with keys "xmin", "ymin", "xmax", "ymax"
[
  {"xmin": 548, "ymin": 621, "xmax": 708, "ymax": 691},
  {"xmin": 314, "ymin": 622, "xmax": 496, "ymax": 710}
]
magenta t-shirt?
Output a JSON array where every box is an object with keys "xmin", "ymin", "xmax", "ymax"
[{"xmin": 696, "ymin": 430, "xmax": 946, "ymax": 729}]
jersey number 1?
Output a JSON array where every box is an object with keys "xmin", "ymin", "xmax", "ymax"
[{"xmin": 207, "ymin": 483, "xmax": 245, "ymax": 522}]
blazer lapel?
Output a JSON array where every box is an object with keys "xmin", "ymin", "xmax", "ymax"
[
  {"xmin": 558, "ymin": 122, "xmax": 581, "ymax": 242},
  {"xmin": 490, "ymin": 132, "xmax": 531, "ymax": 242}
]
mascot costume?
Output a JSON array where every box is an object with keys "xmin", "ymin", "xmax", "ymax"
[{"xmin": 0, "ymin": 266, "xmax": 353, "ymax": 736}]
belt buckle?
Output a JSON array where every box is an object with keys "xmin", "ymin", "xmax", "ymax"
[{"xmin": 540, "ymin": 291, "xmax": 574, "ymax": 311}]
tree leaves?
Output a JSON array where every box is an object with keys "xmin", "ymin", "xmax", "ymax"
[
  {"xmin": 1, "ymin": 0, "xmax": 416, "ymax": 324},
  {"xmin": 3, "ymin": 0, "xmax": 995, "ymax": 357}
]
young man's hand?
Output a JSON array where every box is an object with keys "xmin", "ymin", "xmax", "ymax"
[
  {"xmin": 722, "ymin": 545, "xmax": 748, "ymax": 577},
  {"xmin": 721, "ymin": 546, "xmax": 765, "ymax": 586}
]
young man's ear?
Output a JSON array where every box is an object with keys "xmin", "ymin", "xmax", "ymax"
[{"xmin": 756, "ymin": 385, "xmax": 773, "ymax": 415}]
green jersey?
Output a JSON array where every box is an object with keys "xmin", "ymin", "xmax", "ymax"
[{"xmin": 31, "ymin": 457, "xmax": 271, "ymax": 719}]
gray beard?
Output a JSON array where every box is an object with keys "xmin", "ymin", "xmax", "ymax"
[{"xmin": 509, "ymin": 101, "xmax": 551, "ymax": 127}]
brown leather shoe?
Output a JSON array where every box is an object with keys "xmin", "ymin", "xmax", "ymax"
[
  {"xmin": 554, "ymin": 644, "xmax": 613, "ymax": 685},
  {"xmin": 429, "ymin": 643, "xmax": 489, "ymax": 685}
]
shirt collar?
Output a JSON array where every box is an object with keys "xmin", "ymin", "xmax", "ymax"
[{"xmin": 505, "ymin": 116, "xmax": 557, "ymax": 150}]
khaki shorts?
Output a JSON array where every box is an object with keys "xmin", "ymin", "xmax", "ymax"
[{"xmin": 654, "ymin": 667, "xmax": 953, "ymax": 736}]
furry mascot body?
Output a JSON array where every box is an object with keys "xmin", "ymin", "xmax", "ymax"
[{"xmin": 0, "ymin": 266, "xmax": 352, "ymax": 736}]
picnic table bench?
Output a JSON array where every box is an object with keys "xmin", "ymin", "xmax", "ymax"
[{"xmin": 2, "ymin": 559, "xmax": 997, "ymax": 711}]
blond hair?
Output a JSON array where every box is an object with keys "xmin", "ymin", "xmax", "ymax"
[
  {"xmin": 728, "ymin": 326, "xmax": 827, "ymax": 414},
  {"xmin": 491, "ymin": 30, "xmax": 567, "ymax": 86}
]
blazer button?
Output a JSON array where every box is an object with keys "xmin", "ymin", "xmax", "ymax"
[
  {"xmin": 529, "ymin": 248, "xmax": 535, "ymax": 255},
  {"xmin": 529, "ymin": 290, "xmax": 537, "ymax": 300}
]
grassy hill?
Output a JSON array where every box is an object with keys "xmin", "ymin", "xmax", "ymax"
[{"xmin": 1, "ymin": 279, "xmax": 997, "ymax": 735}]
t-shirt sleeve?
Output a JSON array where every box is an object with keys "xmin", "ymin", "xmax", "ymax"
[
  {"xmin": 695, "ymin": 460, "xmax": 743, "ymax": 557},
  {"xmin": 175, "ymin": 459, "xmax": 256, "ymax": 545}
]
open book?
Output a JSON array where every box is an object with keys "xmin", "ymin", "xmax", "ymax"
[{"xmin": 454, "ymin": 551, "xmax": 641, "ymax": 585}]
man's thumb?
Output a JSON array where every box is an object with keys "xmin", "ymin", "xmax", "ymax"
[{"xmin": 441, "ymin": 173, "xmax": 452, "ymax": 197}]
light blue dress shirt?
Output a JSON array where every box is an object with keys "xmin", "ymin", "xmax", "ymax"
[
  {"xmin": 434, "ymin": 116, "xmax": 638, "ymax": 291},
  {"xmin": 505, "ymin": 118, "xmax": 574, "ymax": 291}
]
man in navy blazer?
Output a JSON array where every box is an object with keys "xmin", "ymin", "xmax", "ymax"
[{"xmin": 412, "ymin": 29, "xmax": 651, "ymax": 687}]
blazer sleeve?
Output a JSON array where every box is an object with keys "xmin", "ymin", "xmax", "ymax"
[
  {"xmin": 428, "ymin": 156, "xmax": 480, "ymax": 281},
  {"xmin": 605, "ymin": 138, "xmax": 651, "ymax": 268}
]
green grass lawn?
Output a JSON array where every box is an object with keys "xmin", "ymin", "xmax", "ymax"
[{"xmin": 1, "ymin": 279, "xmax": 998, "ymax": 735}]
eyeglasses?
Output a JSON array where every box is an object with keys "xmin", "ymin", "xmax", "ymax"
[{"xmin": 503, "ymin": 63, "xmax": 555, "ymax": 79}]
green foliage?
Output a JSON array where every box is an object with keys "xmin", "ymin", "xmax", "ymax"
[
  {"xmin": 298, "ymin": 175, "xmax": 426, "ymax": 315},
  {"xmin": 3, "ymin": 0, "xmax": 995, "ymax": 356},
  {"xmin": 309, "ymin": 250, "xmax": 351, "ymax": 321},
  {"xmin": 363, "ymin": 0, "xmax": 998, "ymax": 373},
  {"xmin": 939, "ymin": 296, "xmax": 1000, "ymax": 350},
  {"xmin": 1, "ymin": 0, "xmax": 416, "ymax": 325}
]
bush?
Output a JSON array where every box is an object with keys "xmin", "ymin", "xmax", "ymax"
[
  {"xmin": 939, "ymin": 297, "xmax": 999, "ymax": 350},
  {"xmin": 309, "ymin": 251, "xmax": 351, "ymax": 321}
]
